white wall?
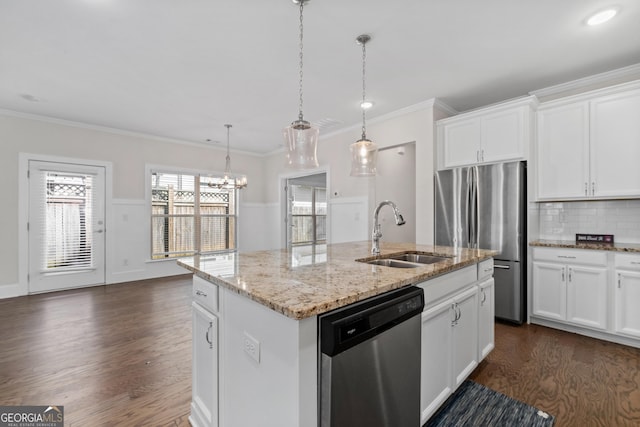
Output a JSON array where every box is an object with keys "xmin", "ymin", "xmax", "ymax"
[
  {"xmin": 0, "ymin": 99, "xmax": 445, "ymax": 297},
  {"xmin": 263, "ymin": 100, "xmax": 446, "ymax": 246},
  {"xmin": 0, "ymin": 113, "xmax": 266, "ymax": 297}
]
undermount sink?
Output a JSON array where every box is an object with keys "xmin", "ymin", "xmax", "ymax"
[
  {"xmin": 366, "ymin": 259, "xmax": 420, "ymax": 268},
  {"xmin": 360, "ymin": 252, "xmax": 452, "ymax": 268},
  {"xmin": 388, "ymin": 253, "xmax": 451, "ymax": 264}
]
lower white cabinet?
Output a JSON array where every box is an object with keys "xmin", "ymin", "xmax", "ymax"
[
  {"xmin": 419, "ymin": 264, "xmax": 489, "ymax": 425},
  {"xmin": 615, "ymin": 254, "xmax": 640, "ymax": 338},
  {"xmin": 420, "ymin": 299, "xmax": 454, "ymax": 423},
  {"xmin": 191, "ymin": 302, "xmax": 219, "ymax": 427},
  {"xmin": 478, "ymin": 278, "xmax": 495, "ymax": 359},
  {"xmin": 532, "ymin": 248, "xmax": 607, "ymax": 330},
  {"xmin": 190, "ymin": 276, "xmax": 220, "ymax": 427}
]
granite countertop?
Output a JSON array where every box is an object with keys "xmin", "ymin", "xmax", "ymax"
[
  {"xmin": 177, "ymin": 241, "xmax": 496, "ymax": 320},
  {"xmin": 530, "ymin": 239, "xmax": 640, "ymax": 253}
]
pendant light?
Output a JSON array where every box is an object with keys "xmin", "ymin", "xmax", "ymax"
[
  {"xmin": 283, "ymin": 0, "xmax": 319, "ymax": 169},
  {"xmin": 210, "ymin": 124, "xmax": 247, "ymax": 190},
  {"xmin": 350, "ymin": 34, "xmax": 378, "ymax": 177}
]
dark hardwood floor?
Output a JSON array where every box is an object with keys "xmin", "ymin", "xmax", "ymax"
[
  {"xmin": 2, "ymin": 275, "xmax": 640, "ymax": 426},
  {"xmin": 0, "ymin": 275, "xmax": 193, "ymax": 427},
  {"xmin": 471, "ymin": 321, "xmax": 640, "ymax": 426}
]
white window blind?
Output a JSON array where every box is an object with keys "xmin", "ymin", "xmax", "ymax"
[
  {"xmin": 35, "ymin": 171, "xmax": 96, "ymax": 271},
  {"xmin": 151, "ymin": 171, "xmax": 237, "ymax": 259}
]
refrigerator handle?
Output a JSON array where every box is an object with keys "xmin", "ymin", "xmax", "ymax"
[{"xmin": 469, "ymin": 167, "xmax": 478, "ymax": 248}]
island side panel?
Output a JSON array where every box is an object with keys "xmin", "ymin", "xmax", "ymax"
[{"xmin": 221, "ymin": 288, "xmax": 318, "ymax": 427}]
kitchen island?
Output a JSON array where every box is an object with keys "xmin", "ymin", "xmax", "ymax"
[{"xmin": 178, "ymin": 241, "xmax": 496, "ymax": 427}]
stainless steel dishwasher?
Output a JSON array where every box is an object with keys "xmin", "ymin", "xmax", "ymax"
[{"xmin": 319, "ymin": 286, "xmax": 424, "ymax": 427}]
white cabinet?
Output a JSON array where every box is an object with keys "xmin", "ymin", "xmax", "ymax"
[
  {"xmin": 418, "ymin": 264, "xmax": 488, "ymax": 425},
  {"xmin": 478, "ymin": 277, "xmax": 495, "ymax": 360},
  {"xmin": 191, "ymin": 302, "xmax": 219, "ymax": 427},
  {"xmin": 615, "ymin": 254, "xmax": 640, "ymax": 338},
  {"xmin": 590, "ymin": 89, "xmax": 640, "ymax": 198},
  {"xmin": 532, "ymin": 248, "xmax": 607, "ymax": 331},
  {"xmin": 537, "ymin": 101, "xmax": 589, "ymax": 199},
  {"xmin": 452, "ymin": 287, "xmax": 479, "ymax": 387},
  {"xmin": 190, "ymin": 276, "xmax": 220, "ymax": 427},
  {"xmin": 437, "ymin": 98, "xmax": 534, "ymax": 169},
  {"xmin": 420, "ymin": 299, "xmax": 454, "ymax": 423},
  {"xmin": 420, "ymin": 287, "xmax": 479, "ymax": 423},
  {"xmin": 537, "ymin": 82, "xmax": 640, "ymax": 200}
]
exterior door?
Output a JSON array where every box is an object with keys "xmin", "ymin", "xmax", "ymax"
[{"xmin": 28, "ymin": 161, "xmax": 106, "ymax": 293}]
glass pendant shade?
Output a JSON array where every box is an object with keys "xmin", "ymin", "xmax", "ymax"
[
  {"xmin": 284, "ymin": 119, "xmax": 319, "ymax": 169},
  {"xmin": 350, "ymin": 137, "xmax": 378, "ymax": 177}
]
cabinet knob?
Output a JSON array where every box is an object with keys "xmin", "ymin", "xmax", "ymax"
[{"xmin": 196, "ymin": 289, "xmax": 208, "ymax": 297}]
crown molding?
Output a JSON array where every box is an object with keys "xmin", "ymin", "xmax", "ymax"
[
  {"xmin": 0, "ymin": 108, "xmax": 262, "ymax": 157},
  {"xmin": 530, "ymin": 63, "xmax": 640, "ymax": 99}
]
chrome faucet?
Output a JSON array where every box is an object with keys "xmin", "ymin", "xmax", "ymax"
[{"xmin": 371, "ymin": 200, "xmax": 406, "ymax": 255}]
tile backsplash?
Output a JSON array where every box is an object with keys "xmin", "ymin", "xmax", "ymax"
[{"xmin": 538, "ymin": 200, "xmax": 640, "ymax": 243}]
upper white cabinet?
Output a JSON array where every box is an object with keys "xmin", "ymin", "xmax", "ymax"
[
  {"xmin": 537, "ymin": 81, "xmax": 640, "ymax": 200},
  {"xmin": 437, "ymin": 97, "xmax": 535, "ymax": 169}
]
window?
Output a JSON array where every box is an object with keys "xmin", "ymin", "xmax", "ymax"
[
  {"xmin": 151, "ymin": 171, "xmax": 237, "ymax": 259},
  {"xmin": 289, "ymin": 184, "xmax": 327, "ymax": 245}
]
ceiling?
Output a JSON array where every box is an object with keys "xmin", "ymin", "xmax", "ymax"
[{"xmin": 2, "ymin": 0, "xmax": 640, "ymax": 155}]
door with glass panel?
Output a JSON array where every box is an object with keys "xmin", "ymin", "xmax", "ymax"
[
  {"xmin": 286, "ymin": 178, "xmax": 327, "ymax": 248},
  {"xmin": 28, "ymin": 161, "xmax": 106, "ymax": 293}
]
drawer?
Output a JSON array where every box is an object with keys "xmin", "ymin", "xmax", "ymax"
[
  {"xmin": 615, "ymin": 253, "xmax": 640, "ymax": 270},
  {"xmin": 192, "ymin": 275, "xmax": 219, "ymax": 313},
  {"xmin": 478, "ymin": 258, "xmax": 494, "ymax": 280},
  {"xmin": 533, "ymin": 247, "xmax": 606, "ymax": 266},
  {"xmin": 417, "ymin": 265, "xmax": 477, "ymax": 308}
]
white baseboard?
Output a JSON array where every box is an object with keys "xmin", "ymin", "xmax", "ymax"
[{"xmin": 0, "ymin": 283, "xmax": 27, "ymax": 299}]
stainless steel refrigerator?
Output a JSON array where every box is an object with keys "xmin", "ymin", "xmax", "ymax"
[{"xmin": 434, "ymin": 161, "xmax": 526, "ymax": 324}]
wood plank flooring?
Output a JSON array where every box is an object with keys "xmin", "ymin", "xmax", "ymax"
[
  {"xmin": 0, "ymin": 275, "xmax": 193, "ymax": 426},
  {"xmin": 471, "ymin": 322, "xmax": 640, "ymax": 427},
  {"xmin": 2, "ymin": 275, "xmax": 640, "ymax": 426}
]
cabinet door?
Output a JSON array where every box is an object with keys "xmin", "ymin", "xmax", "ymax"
[
  {"xmin": 537, "ymin": 102, "xmax": 590, "ymax": 199},
  {"xmin": 590, "ymin": 89, "xmax": 640, "ymax": 198},
  {"xmin": 566, "ymin": 265, "xmax": 608, "ymax": 330},
  {"xmin": 452, "ymin": 287, "xmax": 479, "ymax": 387},
  {"xmin": 420, "ymin": 300, "xmax": 454, "ymax": 425},
  {"xmin": 615, "ymin": 270, "xmax": 640, "ymax": 338},
  {"xmin": 478, "ymin": 278, "xmax": 495, "ymax": 360},
  {"xmin": 532, "ymin": 262, "xmax": 566, "ymax": 320},
  {"xmin": 481, "ymin": 107, "xmax": 525, "ymax": 163},
  {"xmin": 442, "ymin": 118, "xmax": 481, "ymax": 168},
  {"xmin": 192, "ymin": 302, "xmax": 218, "ymax": 427}
]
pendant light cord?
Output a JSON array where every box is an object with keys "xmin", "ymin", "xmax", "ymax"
[
  {"xmin": 298, "ymin": 0, "xmax": 305, "ymax": 122},
  {"xmin": 225, "ymin": 124, "xmax": 232, "ymax": 175},
  {"xmin": 361, "ymin": 39, "xmax": 367, "ymax": 140}
]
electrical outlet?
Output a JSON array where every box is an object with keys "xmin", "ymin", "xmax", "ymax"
[{"xmin": 243, "ymin": 332, "xmax": 260, "ymax": 363}]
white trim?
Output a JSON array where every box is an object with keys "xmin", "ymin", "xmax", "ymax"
[
  {"xmin": 0, "ymin": 109, "xmax": 260, "ymax": 158},
  {"xmin": 0, "ymin": 283, "xmax": 23, "ymax": 299},
  {"xmin": 18, "ymin": 152, "xmax": 114, "ymax": 296},
  {"xmin": 530, "ymin": 63, "xmax": 640, "ymax": 99}
]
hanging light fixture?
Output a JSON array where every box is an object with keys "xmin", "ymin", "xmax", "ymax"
[
  {"xmin": 350, "ymin": 34, "xmax": 378, "ymax": 177},
  {"xmin": 283, "ymin": 0, "xmax": 319, "ymax": 169},
  {"xmin": 209, "ymin": 124, "xmax": 247, "ymax": 190}
]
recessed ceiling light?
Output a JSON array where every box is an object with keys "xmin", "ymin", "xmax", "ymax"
[
  {"xmin": 360, "ymin": 100, "xmax": 374, "ymax": 110},
  {"xmin": 587, "ymin": 8, "xmax": 618, "ymax": 26}
]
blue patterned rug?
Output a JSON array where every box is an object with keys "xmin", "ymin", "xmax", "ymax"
[{"xmin": 424, "ymin": 380, "xmax": 555, "ymax": 427}]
